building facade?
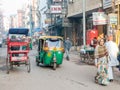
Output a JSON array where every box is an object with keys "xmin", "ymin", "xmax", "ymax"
[
  {"xmin": 39, "ymin": 0, "xmax": 47, "ymax": 28},
  {"xmin": 67, "ymin": 0, "xmax": 103, "ymax": 46},
  {"xmin": 45, "ymin": 0, "xmax": 68, "ymax": 36},
  {"xmin": 3, "ymin": 16, "xmax": 10, "ymax": 31},
  {"xmin": 17, "ymin": 10, "xmax": 25, "ymax": 27},
  {"xmin": 30, "ymin": 0, "xmax": 41, "ymax": 28},
  {"xmin": 0, "ymin": 10, "xmax": 4, "ymax": 32},
  {"xmin": 10, "ymin": 15, "xmax": 17, "ymax": 28},
  {"xmin": 102, "ymin": 0, "xmax": 120, "ymax": 45}
]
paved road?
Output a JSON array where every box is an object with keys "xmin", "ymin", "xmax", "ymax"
[{"xmin": 0, "ymin": 47, "xmax": 120, "ymax": 90}]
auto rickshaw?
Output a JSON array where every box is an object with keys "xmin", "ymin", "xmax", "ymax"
[{"xmin": 36, "ymin": 36, "xmax": 64, "ymax": 70}]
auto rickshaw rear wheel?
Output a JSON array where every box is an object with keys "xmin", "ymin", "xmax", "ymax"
[{"xmin": 36, "ymin": 62, "xmax": 39, "ymax": 66}]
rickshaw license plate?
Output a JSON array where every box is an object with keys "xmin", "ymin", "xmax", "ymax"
[
  {"xmin": 16, "ymin": 57, "xmax": 21, "ymax": 60},
  {"xmin": 12, "ymin": 57, "xmax": 21, "ymax": 61}
]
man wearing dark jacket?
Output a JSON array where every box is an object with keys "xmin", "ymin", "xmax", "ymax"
[{"xmin": 64, "ymin": 37, "xmax": 72, "ymax": 60}]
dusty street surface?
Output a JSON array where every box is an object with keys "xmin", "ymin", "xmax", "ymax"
[{"xmin": 0, "ymin": 47, "xmax": 120, "ymax": 90}]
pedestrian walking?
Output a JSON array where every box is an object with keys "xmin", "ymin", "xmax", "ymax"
[
  {"xmin": 117, "ymin": 41, "xmax": 120, "ymax": 70},
  {"xmin": 94, "ymin": 38, "xmax": 109, "ymax": 85},
  {"xmin": 105, "ymin": 35, "xmax": 119, "ymax": 82},
  {"xmin": 64, "ymin": 37, "xmax": 72, "ymax": 60}
]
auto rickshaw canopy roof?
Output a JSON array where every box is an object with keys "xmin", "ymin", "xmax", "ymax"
[{"xmin": 39, "ymin": 36, "xmax": 63, "ymax": 40}]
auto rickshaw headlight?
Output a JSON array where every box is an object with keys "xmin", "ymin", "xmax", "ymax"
[
  {"xmin": 43, "ymin": 47, "xmax": 49, "ymax": 52},
  {"xmin": 53, "ymin": 47, "xmax": 57, "ymax": 51},
  {"xmin": 47, "ymin": 52, "xmax": 51, "ymax": 57}
]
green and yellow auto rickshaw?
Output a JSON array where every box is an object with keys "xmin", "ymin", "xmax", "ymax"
[{"xmin": 36, "ymin": 36, "xmax": 64, "ymax": 70}]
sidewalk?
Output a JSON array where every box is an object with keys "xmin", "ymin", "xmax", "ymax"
[{"xmin": 69, "ymin": 50, "xmax": 120, "ymax": 83}]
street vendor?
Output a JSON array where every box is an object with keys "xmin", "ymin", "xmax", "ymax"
[{"xmin": 90, "ymin": 37, "xmax": 97, "ymax": 48}]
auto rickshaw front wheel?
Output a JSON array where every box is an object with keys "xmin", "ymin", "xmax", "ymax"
[{"xmin": 53, "ymin": 62, "xmax": 56, "ymax": 70}]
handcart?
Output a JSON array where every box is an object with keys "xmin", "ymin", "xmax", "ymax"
[
  {"xmin": 80, "ymin": 47, "xmax": 95, "ymax": 65},
  {"xmin": 6, "ymin": 28, "xmax": 31, "ymax": 74}
]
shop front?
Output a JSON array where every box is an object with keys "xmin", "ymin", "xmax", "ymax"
[
  {"xmin": 67, "ymin": 8, "xmax": 108, "ymax": 48},
  {"xmin": 103, "ymin": 0, "xmax": 120, "ymax": 45}
]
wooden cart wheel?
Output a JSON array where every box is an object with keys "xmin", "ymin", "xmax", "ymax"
[
  {"xmin": 6, "ymin": 57, "xmax": 10, "ymax": 74},
  {"xmin": 53, "ymin": 62, "xmax": 56, "ymax": 70},
  {"xmin": 27, "ymin": 59, "xmax": 31, "ymax": 73},
  {"xmin": 87, "ymin": 54, "xmax": 91, "ymax": 64}
]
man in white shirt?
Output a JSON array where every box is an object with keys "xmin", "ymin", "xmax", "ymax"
[{"xmin": 105, "ymin": 35, "xmax": 119, "ymax": 82}]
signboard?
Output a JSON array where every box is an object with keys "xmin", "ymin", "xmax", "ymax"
[
  {"xmin": 62, "ymin": 18, "xmax": 72, "ymax": 27},
  {"xmin": 45, "ymin": 18, "xmax": 55, "ymax": 24},
  {"xmin": 45, "ymin": 19, "xmax": 51, "ymax": 24},
  {"xmin": 103, "ymin": 0, "xmax": 112, "ymax": 9},
  {"xmin": 108, "ymin": 13, "xmax": 117, "ymax": 25},
  {"xmin": 53, "ymin": 0, "xmax": 62, "ymax": 2},
  {"xmin": 92, "ymin": 12, "xmax": 107, "ymax": 25},
  {"xmin": 50, "ymin": 5, "xmax": 62, "ymax": 14},
  {"xmin": 103, "ymin": 0, "xmax": 119, "ymax": 9}
]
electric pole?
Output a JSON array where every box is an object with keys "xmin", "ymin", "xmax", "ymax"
[{"xmin": 83, "ymin": 0, "xmax": 86, "ymax": 47}]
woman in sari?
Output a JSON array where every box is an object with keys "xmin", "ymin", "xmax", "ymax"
[{"xmin": 94, "ymin": 38, "xmax": 109, "ymax": 85}]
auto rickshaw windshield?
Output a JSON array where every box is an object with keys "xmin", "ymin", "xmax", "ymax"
[{"xmin": 46, "ymin": 39, "xmax": 62, "ymax": 48}]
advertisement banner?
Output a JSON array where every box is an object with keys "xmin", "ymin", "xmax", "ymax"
[
  {"xmin": 108, "ymin": 13, "xmax": 117, "ymax": 25},
  {"xmin": 92, "ymin": 12, "xmax": 107, "ymax": 25},
  {"xmin": 50, "ymin": 5, "xmax": 62, "ymax": 14},
  {"xmin": 103, "ymin": 0, "xmax": 119, "ymax": 9},
  {"xmin": 103, "ymin": 0, "xmax": 112, "ymax": 9}
]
